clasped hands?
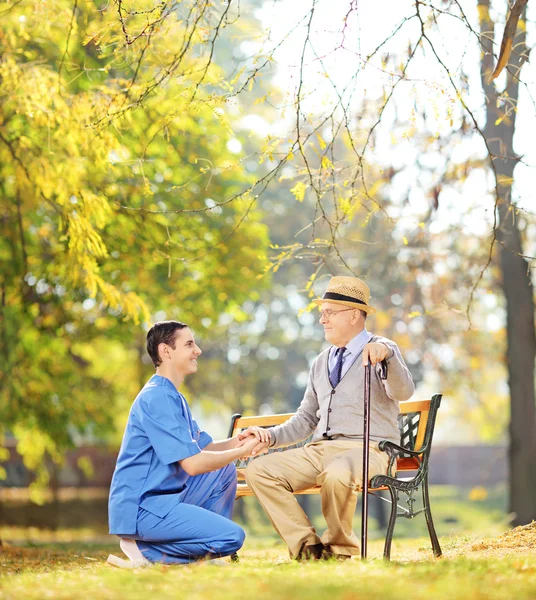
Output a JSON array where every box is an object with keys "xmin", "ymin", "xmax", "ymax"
[{"xmin": 235, "ymin": 427, "xmax": 271, "ymax": 458}]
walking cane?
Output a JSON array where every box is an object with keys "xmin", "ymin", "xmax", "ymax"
[{"xmin": 360, "ymin": 361, "xmax": 372, "ymax": 560}]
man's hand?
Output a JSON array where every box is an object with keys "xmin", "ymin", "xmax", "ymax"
[
  {"xmin": 237, "ymin": 426, "xmax": 271, "ymax": 445},
  {"xmin": 363, "ymin": 342, "xmax": 391, "ymax": 366},
  {"xmin": 237, "ymin": 426, "xmax": 271, "ymax": 457},
  {"xmin": 237, "ymin": 434, "xmax": 269, "ymax": 458}
]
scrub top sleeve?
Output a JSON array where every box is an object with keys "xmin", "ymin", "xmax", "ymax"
[{"xmin": 139, "ymin": 392, "xmax": 201, "ymax": 465}]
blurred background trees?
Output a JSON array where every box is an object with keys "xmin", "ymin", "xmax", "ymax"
[{"xmin": 0, "ymin": 0, "xmax": 534, "ymax": 527}]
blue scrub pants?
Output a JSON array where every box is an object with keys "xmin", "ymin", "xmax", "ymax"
[{"xmin": 135, "ymin": 463, "xmax": 244, "ymax": 564}]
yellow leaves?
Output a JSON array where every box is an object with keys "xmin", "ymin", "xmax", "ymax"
[
  {"xmin": 321, "ymin": 155, "xmax": 333, "ymax": 170},
  {"xmin": 497, "ymin": 175, "xmax": 514, "ymax": 187},
  {"xmin": 0, "ymin": 446, "xmax": 8, "ymax": 479},
  {"xmin": 86, "ymin": 276, "xmax": 150, "ymax": 324},
  {"xmin": 367, "ymin": 179, "xmax": 384, "ymax": 198},
  {"xmin": 477, "ymin": 4, "xmax": 490, "ymax": 24},
  {"xmin": 65, "ymin": 211, "xmax": 108, "ymax": 260},
  {"xmin": 254, "ymin": 94, "xmax": 270, "ymax": 105},
  {"xmin": 211, "ymin": 106, "xmax": 234, "ymax": 135},
  {"xmin": 490, "ymin": 0, "xmax": 528, "ymax": 81},
  {"xmin": 470, "ymin": 356, "xmax": 481, "ymax": 370},
  {"xmin": 316, "ymin": 133, "xmax": 326, "ymax": 150},
  {"xmin": 408, "ymin": 310, "xmax": 421, "ymax": 318},
  {"xmin": 338, "ymin": 197, "xmax": 358, "ymax": 221},
  {"xmin": 469, "ymin": 486, "xmax": 488, "ymax": 501},
  {"xmin": 401, "ymin": 127, "xmax": 417, "ymax": 140},
  {"xmin": 403, "ymin": 236, "xmax": 409, "ymax": 246},
  {"xmin": 229, "ymin": 66, "xmax": 246, "ymax": 87},
  {"xmin": 494, "ymin": 114, "xmax": 511, "ymax": 127},
  {"xmin": 14, "ymin": 425, "xmax": 62, "ymax": 474},
  {"xmin": 77, "ymin": 456, "xmax": 94, "ymax": 479},
  {"xmin": 290, "ymin": 181, "xmax": 307, "ymax": 202}
]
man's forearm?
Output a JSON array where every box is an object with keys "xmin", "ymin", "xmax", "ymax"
[
  {"xmin": 382, "ymin": 342, "xmax": 415, "ymax": 401},
  {"xmin": 269, "ymin": 409, "xmax": 317, "ymax": 448},
  {"xmin": 180, "ymin": 446, "xmax": 243, "ymax": 476},
  {"xmin": 204, "ymin": 437, "xmax": 239, "ymax": 452}
]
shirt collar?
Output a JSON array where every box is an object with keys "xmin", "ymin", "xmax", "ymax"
[
  {"xmin": 342, "ymin": 328, "xmax": 371, "ymax": 356},
  {"xmin": 149, "ymin": 374, "xmax": 179, "ymax": 393}
]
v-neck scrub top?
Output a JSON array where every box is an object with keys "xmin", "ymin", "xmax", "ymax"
[{"xmin": 108, "ymin": 375, "xmax": 213, "ymax": 535}]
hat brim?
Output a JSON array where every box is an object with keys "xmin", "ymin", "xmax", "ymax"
[{"xmin": 313, "ymin": 297, "xmax": 377, "ymax": 315}]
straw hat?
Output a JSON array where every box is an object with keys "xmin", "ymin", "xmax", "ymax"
[{"xmin": 313, "ymin": 276, "xmax": 377, "ymax": 315}]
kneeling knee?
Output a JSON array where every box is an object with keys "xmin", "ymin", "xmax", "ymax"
[{"xmin": 231, "ymin": 525, "xmax": 246, "ymax": 551}]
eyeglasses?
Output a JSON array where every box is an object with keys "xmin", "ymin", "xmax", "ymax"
[{"xmin": 318, "ymin": 308, "xmax": 355, "ymax": 319}]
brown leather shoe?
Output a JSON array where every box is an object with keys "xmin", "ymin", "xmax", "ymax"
[
  {"xmin": 322, "ymin": 546, "xmax": 352, "ymax": 561},
  {"xmin": 297, "ymin": 542, "xmax": 325, "ymax": 561}
]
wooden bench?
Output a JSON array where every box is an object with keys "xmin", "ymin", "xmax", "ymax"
[{"xmin": 228, "ymin": 394, "xmax": 443, "ymax": 560}]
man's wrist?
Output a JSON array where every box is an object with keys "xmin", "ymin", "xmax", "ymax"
[{"xmin": 380, "ymin": 343, "xmax": 394, "ymax": 360}]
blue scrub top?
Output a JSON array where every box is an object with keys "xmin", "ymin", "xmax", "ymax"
[{"xmin": 108, "ymin": 374, "xmax": 213, "ymax": 535}]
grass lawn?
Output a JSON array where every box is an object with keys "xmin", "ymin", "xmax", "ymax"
[{"xmin": 1, "ymin": 523, "xmax": 535, "ymax": 600}]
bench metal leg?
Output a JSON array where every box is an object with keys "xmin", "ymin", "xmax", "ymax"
[
  {"xmin": 383, "ymin": 486, "xmax": 398, "ymax": 560},
  {"xmin": 422, "ymin": 478, "xmax": 442, "ymax": 557}
]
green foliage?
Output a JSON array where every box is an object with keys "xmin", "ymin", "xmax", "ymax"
[{"xmin": 0, "ymin": 0, "xmax": 270, "ymax": 490}]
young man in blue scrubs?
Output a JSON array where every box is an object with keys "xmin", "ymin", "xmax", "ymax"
[{"xmin": 108, "ymin": 320, "xmax": 260, "ymax": 568}]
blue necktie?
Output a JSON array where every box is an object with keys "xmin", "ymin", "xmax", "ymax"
[{"xmin": 329, "ymin": 347, "xmax": 346, "ymax": 388}]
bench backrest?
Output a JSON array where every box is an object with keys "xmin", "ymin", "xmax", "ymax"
[{"xmin": 229, "ymin": 394, "xmax": 442, "ymax": 457}]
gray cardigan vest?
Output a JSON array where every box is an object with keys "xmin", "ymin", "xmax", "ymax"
[{"xmin": 270, "ymin": 335, "xmax": 415, "ymax": 448}]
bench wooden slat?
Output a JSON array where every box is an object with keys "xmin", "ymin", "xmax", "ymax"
[
  {"xmin": 232, "ymin": 413, "xmax": 294, "ymax": 428},
  {"xmin": 414, "ymin": 409, "xmax": 428, "ymax": 452},
  {"xmin": 231, "ymin": 400, "xmax": 432, "ymax": 437},
  {"xmin": 236, "ymin": 483, "xmax": 390, "ymax": 497},
  {"xmin": 398, "ymin": 399, "xmax": 431, "ymax": 413}
]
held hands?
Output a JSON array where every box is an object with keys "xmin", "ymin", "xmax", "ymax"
[
  {"xmin": 362, "ymin": 342, "xmax": 390, "ymax": 366},
  {"xmin": 236, "ymin": 426, "xmax": 271, "ymax": 458}
]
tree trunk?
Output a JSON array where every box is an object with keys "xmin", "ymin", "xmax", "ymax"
[{"xmin": 479, "ymin": 0, "xmax": 536, "ymax": 525}]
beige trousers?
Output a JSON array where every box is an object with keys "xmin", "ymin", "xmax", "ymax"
[{"xmin": 245, "ymin": 440, "xmax": 389, "ymax": 557}]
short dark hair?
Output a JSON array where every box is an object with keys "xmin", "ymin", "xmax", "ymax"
[
  {"xmin": 146, "ymin": 320, "xmax": 188, "ymax": 367},
  {"xmin": 360, "ymin": 310, "xmax": 367, "ymax": 320}
]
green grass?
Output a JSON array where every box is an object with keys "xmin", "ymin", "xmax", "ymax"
[
  {"xmin": 1, "ymin": 486, "xmax": 528, "ymax": 599},
  {"xmin": 1, "ymin": 529, "xmax": 536, "ymax": 600}
]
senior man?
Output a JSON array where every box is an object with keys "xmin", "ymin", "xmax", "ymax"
[{"xmin": 244, "ymin": 276, "xmax": 415, "ymax": 560}]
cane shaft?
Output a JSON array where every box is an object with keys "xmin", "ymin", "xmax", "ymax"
[{"xmin": 361, "ymin": 362, "xmax": 371, "ymax": 560}]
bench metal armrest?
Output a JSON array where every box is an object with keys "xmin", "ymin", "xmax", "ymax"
[{"xmin": 378, "ymin": 440, "xmax": 425, "ymax": 458}]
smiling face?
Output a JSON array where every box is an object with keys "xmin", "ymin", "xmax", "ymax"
[
  {"xmin": 319, "ymin": 302, "xmax": 366, "ymax": 347},
  {"xmin": 158, "ymin": 327, "xmax": 202, "ymax": 378}
]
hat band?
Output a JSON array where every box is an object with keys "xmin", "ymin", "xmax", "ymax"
[{"xmin": 322, "ymin": 292, "xmax": 366, "ymax": 306}]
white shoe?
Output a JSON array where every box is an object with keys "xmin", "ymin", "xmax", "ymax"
[
  {"xmin": 120, "ymin": 538, "xmax": 147, "ymax": 562},
  {"xmin": 107, "ymin": 554, "xmax": 151, "ymax": 569}
]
